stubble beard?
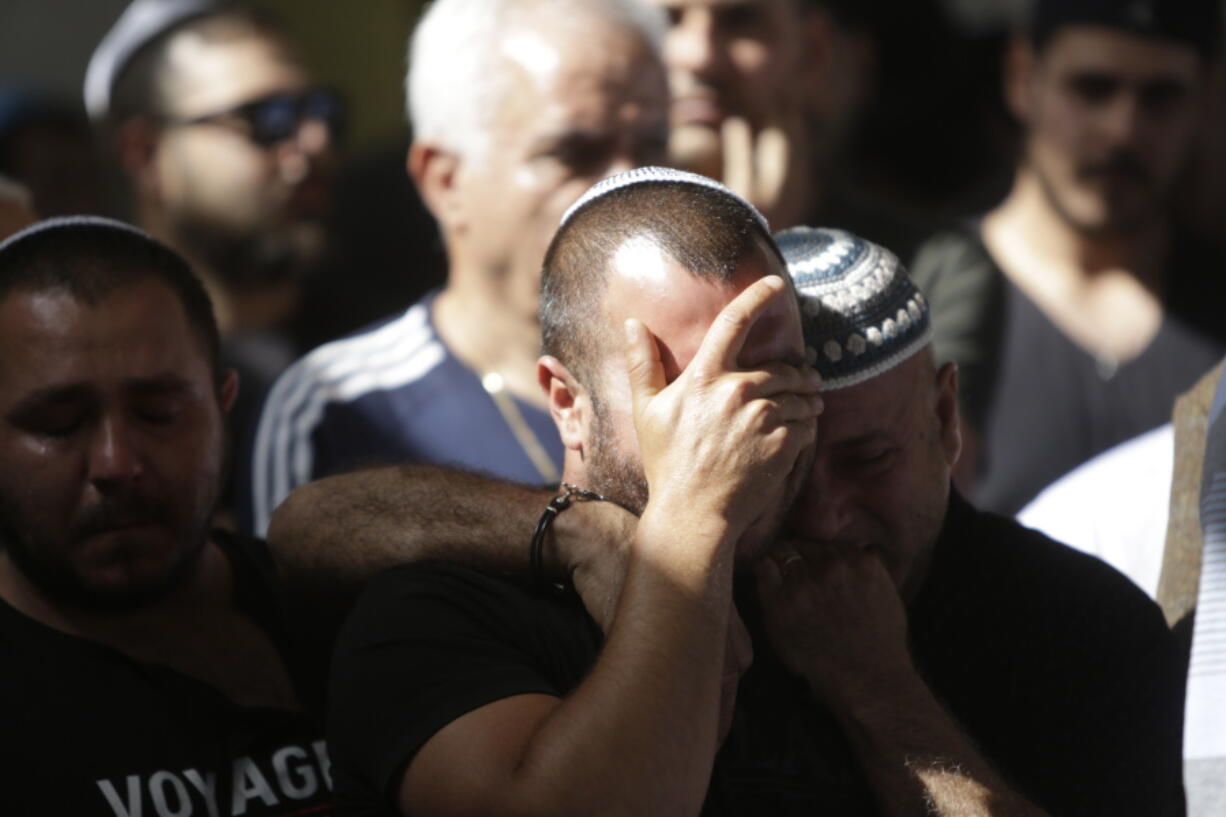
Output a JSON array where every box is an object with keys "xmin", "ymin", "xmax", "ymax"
[
  {"xmin": 0, "ymin": 480, "xmax": 217, "ymax": 614},
  {"xmin": 586, "ymin": 395, "xmax": 650, "ymax": 517},
  {"xmin": 177, "ymin": 215, "xmax": 327, "ymax": 290},
  {"xmin": 1030, "ymin": 149, "xmax": 1165, "ymax": 238}
]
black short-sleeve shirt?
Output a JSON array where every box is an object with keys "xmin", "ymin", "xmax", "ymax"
[{"xmin": 329, "ymin": 494, "xmax": 1185, "ymax": 816}]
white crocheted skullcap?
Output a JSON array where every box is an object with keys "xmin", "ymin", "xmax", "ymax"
[
  {"xmin": 84, "ymin": 0, "xmax": 220, "ymax": 122},
  {"xmin": 777, "ymin": 225, "xmax": 932, "ymax": 391},
  {"xmin": 559, "ymin": 166, "xmax": 769, "ymax": 234}
]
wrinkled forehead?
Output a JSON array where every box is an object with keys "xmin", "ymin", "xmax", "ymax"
[
  {"xmin": 490, "ymin": 20, "xmax": 667, "ymax": 140},
  {"xmin": 0, "ymin": 282, "xmax": 211, "ymax": 396},
  {"xmin": 500, "ymin": 10, "xmax": 662, "ymax": 84},
  {"xmin": 815, "ymin": 349, "xmax": 934, "ymax": 440},
  {"xmin": 602, "ymin": 234, "xmax": 797, "ymax": 378}
]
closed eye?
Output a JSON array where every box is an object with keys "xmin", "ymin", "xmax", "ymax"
[{"xmin": 836, "ymin": 448, "xmax": 896, "ymax": 476}]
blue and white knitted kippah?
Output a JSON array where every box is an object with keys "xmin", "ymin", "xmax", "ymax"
[
  {"xmin": 559, "ymin": 166, "xmax": 769, "ymax": 234},
  {"xmin": 778, "ymin": 226, "xmax": 931, "ymax": 391}
]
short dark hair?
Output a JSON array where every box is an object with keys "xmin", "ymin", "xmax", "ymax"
[
  {"xmin": 0, "ymin": 216, "xmax": 222, "ymax": 383},
  {"xmin": 108, "ymin": 9, "xmax": 286, "ymax": 123},
  {"xmin": 1027, "ymin": 0, "xmax": 1221, "ymax": 62},
  {"xmin": 540, "ymin": 180, "xmax": 779, "ymax": 387}
]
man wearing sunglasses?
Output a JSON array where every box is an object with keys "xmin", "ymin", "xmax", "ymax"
[{"xmin": 85, "ymin": 0, "xmax": 341, "ymax": 466}]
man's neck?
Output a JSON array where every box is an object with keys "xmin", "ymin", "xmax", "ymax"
[
  {"xmin": 137, "ymin": 205, "xmax": 299, "ymax": 335},
  {"xmin": 981, "ymin": 170, "xmax": 1170, "ymax": 362},
  {"xmin": 0, "ymin": 539, "xmax": 300, "ymax": 710},
  {"xmin": 987, "ymin": 169, "xmax": 1169, "ymax": 286},
  {"xmin": 0, "ymin": 540, "xmax": 228, "ymax": 649},
  {"xmin": 432, "ymin": 281, "xmax": 545, "ymax": 407}
]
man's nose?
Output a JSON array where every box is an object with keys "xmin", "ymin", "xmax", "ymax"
[
  {"xmin": 88, "ymin": 417, "xmax": 143, "ymax": 487},
  {"xmin": 279, "ymin": 118, "xmax": 334, "ymax": 186},
  {"xmin": 1099, "ymin": 91, "xmax": 1143, "ymax": 146},
  {"xmin": 790, "ymin": 466, "xmax": 853, "ymax": 542},
  {"xmin": 295, "ymin": 117, "xmax": 334, "ymax": 157}
]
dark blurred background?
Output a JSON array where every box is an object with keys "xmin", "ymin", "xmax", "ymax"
[{"xmin": 2, "ymin": 0, "xmax": 1221, "ymax": 343}]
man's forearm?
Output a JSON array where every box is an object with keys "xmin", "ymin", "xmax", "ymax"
[
  {"xmin": 824, "ymin": 669, "xmax": 1050, "ymax": 817},
  {"xmin": 404, "ymin": 507, "xmax": 738, "ymax": 817},
  {"xmin": 267, "ymin": 465, "xmax": 554, "ymax": 595}
]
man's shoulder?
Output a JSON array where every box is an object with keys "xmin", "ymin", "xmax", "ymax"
[
  {"xmin": 0, "ymin": 535, "xmax": 332, "ymax": 816},
  {"xmin": 916, "ymin": 497, "xmax": 1185, "ymax": 817},
  {"xmin": 345, "ymin": 561, "xmax": 593, "ymax": 642},
  {"xmin": 909, "ymin": 220, "xmax": 1000, "ymax": 288},
  {"xmin": 932, "ymin": 495, "xmax": 1172, "ymax": 632},
  {"xmin": 329, "ymin": 562, "xmax": 599, "ymax": 810},
  {"xmin": 335, "ymin": 559, "xmax": 601, "ymax": 702},
  {"xmin": 263, "ymin": 294, "xmax": 450, "ymax": 411}
]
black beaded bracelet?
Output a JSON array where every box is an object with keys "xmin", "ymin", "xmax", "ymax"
[{"xmin": 530, "ymin": 483, "xmax": 612, "ymax": 590}]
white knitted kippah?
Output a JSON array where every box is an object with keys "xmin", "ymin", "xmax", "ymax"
[
  {"xmin": 778, "ymin": 226, "xmax": 932, "ymax": 391},
  {"xmin": 84, "ymin": 0, "xmax": 219, "ymax": 122},
  {"xmin": 559, "ymin": 166, "xmax": 769, "ymax": 234}
]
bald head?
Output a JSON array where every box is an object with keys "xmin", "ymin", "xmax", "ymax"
[{"xmin": 540, "ymin": 172, "xmax": 779, "ymax": 386}]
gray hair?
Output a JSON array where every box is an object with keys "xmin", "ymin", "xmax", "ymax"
[{"xmin": 406, "ymin": 0, "xmax": 666, "ymax": 161}]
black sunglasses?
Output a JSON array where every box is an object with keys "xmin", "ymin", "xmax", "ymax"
[{"xmin": 167, "ymin": 88, "xmax": 346, "ymax": 147}]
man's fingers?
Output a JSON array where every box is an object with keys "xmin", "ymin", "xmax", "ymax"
[
  {"xmin": 693, "ymin": 276, "xmax": 788, "ymax": 376},
  {"xmin": 754, "ymin": 123, "xmax": 789, "ymax": 207},
  {"xmin": 721, "ymin": 115, "xmax": 754, "ymax": 199},
  {"xmin": 772, "ymin": 392, "xmax": 824, "ymax": 426},
  {"xmin": 737, "ymin": 362, "xmax": 824, "ymax": 399},
  {"xmin": 624, "ymin": 318, "xmax": 666, "ymax": 418}
]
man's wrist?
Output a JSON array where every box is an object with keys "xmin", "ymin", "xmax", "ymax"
[
  {"xmin": 634, "ymin": 502, "xmax": 740, "ymax": 577},
  {"xmin": 545, "ymin": 494, "xmax": 636, "ymax": 581},
  {"xmin": 810, "ymin": 656, "xmax": 926, "ymax": 720}
]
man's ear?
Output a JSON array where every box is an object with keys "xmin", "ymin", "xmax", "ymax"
[
  {"xmin": 408, "ymin": 141, "xmax": 465, "ymax": 230},
  {"xmin": 1004, "ymin": 35, "xmax": 1037, "ymax": 124},
  {"xmin": 538, "ymin": 355, "xmax": 590, "ymax": 454},
  {"xmin": 934, "ymin": 361, "xmax": 962, "ymax": 468},
  {"xmin": 112, "ymin": 117, "xmax": 163, "ymax": 196},
  {"xmin": 218, "ymin": 369, "xmax": 240, "ymax": 416}
]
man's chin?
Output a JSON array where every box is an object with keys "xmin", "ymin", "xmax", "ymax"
[
  {"xmin": 65, "ymin": 554, "xmax": 201, "ymax": 613},
  {"xmin": 14, "ymin": 538, "xmax": 205, "ymax": 614}
]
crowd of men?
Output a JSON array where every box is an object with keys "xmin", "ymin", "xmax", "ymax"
[{"xmin": 1, "ymin": 0, "xmax": 1224, "ymax": 815}]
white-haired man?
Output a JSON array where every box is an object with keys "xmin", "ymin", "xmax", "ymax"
[{"xmin": 241, "ymin": 0, "xmax": 670, "ymax": 535}]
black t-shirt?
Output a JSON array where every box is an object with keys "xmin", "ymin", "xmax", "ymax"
[
  {"xmin": 328, "ymin": 494, "xmax": 1185, "ymax": 816},
  {"xmin": 0, "ymin": 530, "xmax": 333, "ymax": 817}
]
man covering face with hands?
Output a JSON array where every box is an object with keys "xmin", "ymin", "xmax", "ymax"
[{"xmin": 292, "ymin": 175, "xmax": 1184, "ymax": 817}]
